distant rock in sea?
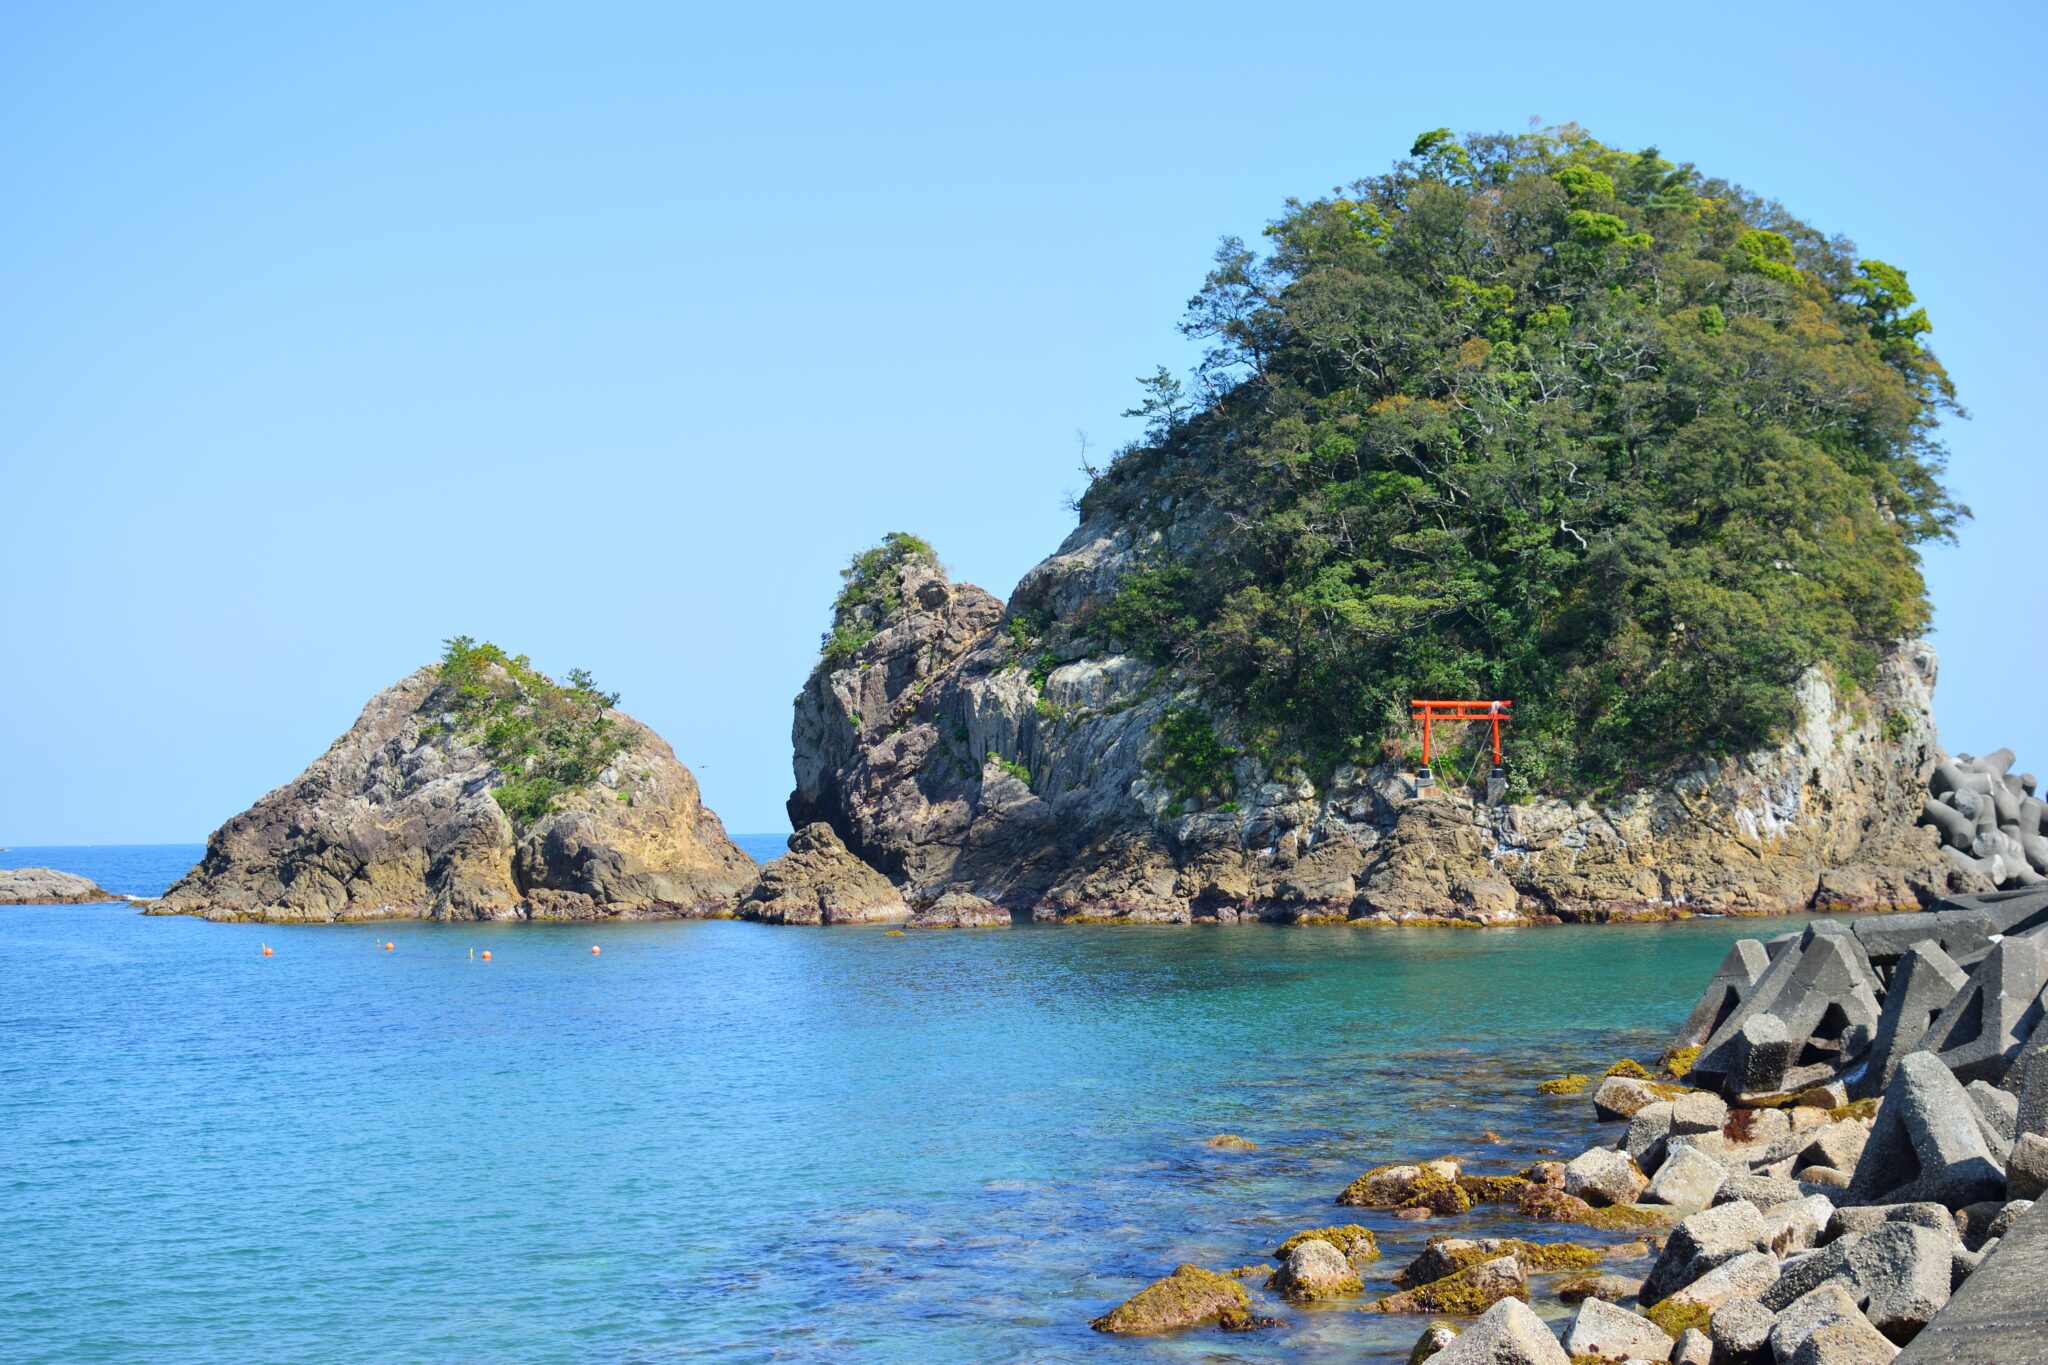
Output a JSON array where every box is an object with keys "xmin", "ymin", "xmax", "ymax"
[
  {"xmin": 150, "ymin": 645, "xmax": 755, "ymax": 922},
  {"xmin": 0, "ymin": 867, "xmax": 122, "ymax": 905}
]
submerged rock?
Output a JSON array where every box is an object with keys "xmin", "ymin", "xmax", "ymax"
[
  {"xmin": 0, "ymin": 867, "xmax": 121, "ymax": 905},
  {"xmin": 150, "ymin": 661, "xmax": 753, "ymax": 922}
]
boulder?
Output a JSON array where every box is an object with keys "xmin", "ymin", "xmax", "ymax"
[
  {"xmin": 1555, "ymin": 1272, "xmax": 1642, "ymax": 1304},
  {"xmin": 1825, "ymin": 1203, "xmax": 1956, "ymax": 1245},
  {"xmin": 905, "ymin": 890, "xmax": 1010, "ymax": 928},
  {"xmin": 1853, "ymin": 940, "xmax": 1967, "ymax": 1099},
  {"xmin": 1844, "ymin": 1052, "xmax": 2007, "ymax": 1208},
  {"xmin": 1622, "ymin": 1102, "xmax": 1675, "ymax": 1169},
  {"xmin": 1643, "ymin": 1145, "xmax": 1726, "ymax": 1208},
  {"xmin": 1559, "ymin": 1297, "xmax": 1672, "ymax": 1361},
  {"xmin": 1640, "ymin": 1199, "xmax": 1770, "ymax": 1304},
  {"xmin": 1802, "ymin": 1122, "xmax": 1872, "ymax": 1174},
  {"xmin": 1088, "ymin": 1263, "xmax": 1249, "ymax": 1334},
  {"xmin": 1426, "ymin": 1298, "xmax": 1568, "ymax": 1365},
  {"xmin": 1593, "ymin": 1075, "xmax": 1674, "ymax": 1121},
  {"xmin": 2009, "ymin": 1132, "xmax": 2048, "ymax": 1200},
  {"xmin": 1267, "ymin": 1237, "xmax": 1360, "ymax": 1301},
  {"xmin": 1663, "ymin": 1248, "xmax": 1779, "ymax": 1308},
  {"xmin": 1720, "ymin": 1173, "xmax": 1808, "ymax": 1208},
  {"xmin": 1671, "ymin": 1326, "xmax": 1713, "ymax": 1365},
  {"xmin": 1768, "ymin": 1283, "xmax": 1886, "ymax": 1363},
  {"xmin": 1764, "ymin": 1194, "xmax": 1838, "ymax": 1255},
  {"xmin": 0, "ymin": 867, "xmax": 121, "ymax": 905},
  {"xmin": 1409, "ymin": 1321, "xmax": 1460, "ymax": 1363},
  {"xmin": 1790, "ymin": 1317, "xmax": 1900, "ymax": 1363},
  {"xmin": 1564, "ymin": 1148, "xmax": 1647, "ymax": 1207},
  {"xmin": 741, "ymin": 823, "xmax": 910, "ymax": 924},
  {"xmin": 1368, "ymin": 1255, "xmax": 1526, "ymax": 1315},
  {"xmin": 1671, "ymin": 1091, "xmax": 1730, "ymax": 1135},
  {"xmin": 1709, "ymin": 1295, "xmax": 1777, "ymax": 1362},
  {"xmin": 1851, "ymin": 1221, "xmax": 1952, "ymax": 1341}
]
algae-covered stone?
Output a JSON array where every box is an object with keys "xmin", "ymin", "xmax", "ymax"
[
  {"xmin": 1368, "ymin": 1255, "xmax": 1526, "ymax": 1315},
  {"xmin": 1395, "ymin": 1236, "xmax": 1600, "ymax": 1290},
  {"xmin": 1088, "ymin": 1263, "xmax": 1249, "ymax": 1334},
  {"xmin": 1266, "ymin": 1238, "xmax": 1360, "ymax": 1301},
  {"xmin": 1339, "ymin": 1160, "xmax": 1473, "ymax": 1214},
  {"xmin": 1409, "ymin": 1320, "xmax": 1460, "ymax": 1363},
  {"xmin": 1274, "ymin": 1223, "xmax": 1378, "ymax": 1266},
  {"xmin": 1206, "ymin": 1133, "xmax": 1258, "ymax": 1151}
]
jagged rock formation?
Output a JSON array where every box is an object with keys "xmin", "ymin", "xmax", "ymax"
[
  {"xmin": 784, "ymin": 537, "xmax": 1969, "ymax": 924},
  {"xmin": 738, "ymin": 822, "xmax": 907, "ymax": 925},
  {"xmin": 0, "ymin": 867, "xmax": 121, "ymax": 905},
  {"xmin": 150, "ymin": 666, "xmax": 754, "ymax": 922}
]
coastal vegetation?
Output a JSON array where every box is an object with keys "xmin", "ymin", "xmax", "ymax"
[
  {"xmin": 820, "ymin": 531, "xmax": 935, "ymax": 668},
  {"xmin": 1082, "ymin": 124, "xmax": 1963, "ymax": 797},
  {"xmin": 434, "ymin": 636, "xmax": 636, "ymax": 826}
]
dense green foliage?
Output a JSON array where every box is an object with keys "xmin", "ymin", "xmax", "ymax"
[
  {"xmin": 821, "ymin": 532, "xmax": 936, "ymax": 667},
  {"xmin": 1083, "ymin": 125, "xmax": 1962, "ymax": 796},
  {"xmin": 436, "ymin": 637, "xmax": 635, "ymax": 826}
]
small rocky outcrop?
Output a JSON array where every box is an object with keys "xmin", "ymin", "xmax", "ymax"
[
  {"xmin": 0, "ymin": 867, "xmax": 121, "ymax": 905},
  {"xmin": 739, "ymin": 823, "xmax": 908, "ymax": 925},
  {"xmin": 783, "ymin": 531, "xmax": 1967, "ymax": 924},
  {"xmin": 150, "ymin": 655, "xmax": 754, "ymax": 922},
  {"xmin": 1088, "ymin": 1263, "xmax": 1249, "ymax": 1335}
]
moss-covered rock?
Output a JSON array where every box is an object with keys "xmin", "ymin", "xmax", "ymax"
[
  {"xmin": 1538, "ymin": 1073, "xmax": 1592, "ymax": 1095},
  {"xmin": 1089, "ymin": 1263, "xmax": 1250, "ymax": 1335},
  {"xmin": 1643, "ymin": 1297, "xmax": 1713, "ymax": 1338},
  {"xmin": 1457, "ymin": 1173, "xmax": 1532, "ymax": 1203},
  {"xmin": 1274, "ymin": 1224, "xmax": 1379, "ymax": 1263},
  {"xmin": 1395, "ymin": 1236, "xmax": 1603, "ymax": 1290},
  {"xmin": 1603, "ymin": 1058, "xmax": 1653, "ymax": 1080},
  {"xmin": 1367, "ymin": 1255, "xmax": 1527, "ymax": 1315},
  {"xmin": 1206, "ymin": 1133, "xmax": 1258, "ymax": 1150},
  {"xmin": 1266, "ymin": 1238, "xmax": 1363, "ymax": 1301},
  {"xmin": 1662, "ymin": 1045, "xmax": 1702, "ymax": 1079},
  {"xmin": 1338, "ymin": 1161, "xmax": 1473, "ymax": 1214}
]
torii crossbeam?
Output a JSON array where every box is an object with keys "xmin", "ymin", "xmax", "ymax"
[{"xmin": 1409, "ymin": 698, "xmax": 1511, "ymax": 792}]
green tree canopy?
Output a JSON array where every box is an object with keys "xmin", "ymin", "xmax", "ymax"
[{"xmin": 1081, "ymin": 124, "xmax": 1964, "ymax": 797}]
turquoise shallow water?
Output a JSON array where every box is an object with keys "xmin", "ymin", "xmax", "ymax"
[{"xmin": 2, "ymin": 845, "xmax": 1835, "ymax": 1362}]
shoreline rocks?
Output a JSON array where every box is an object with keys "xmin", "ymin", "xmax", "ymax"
[{"xmin": 0, "ymin": 867, "xmax": 123, "ymax": 905}]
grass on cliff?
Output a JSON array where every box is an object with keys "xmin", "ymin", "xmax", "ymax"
[
  {"xmin": 435, "ymin": 636, "xmax": 637, "ymax": 827},
  {"xmin": 1078, "ymin": 123, "xmax": 1963, "ymax": 800},
  {"xmin": 820, "ymin": 532, "xmax": 936, "ymax": 668}
]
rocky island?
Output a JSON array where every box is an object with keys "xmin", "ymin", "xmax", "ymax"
[
  {"xmin": 0, "ymin": 867, "xmax": 123, "ymax": 905},
  {"xmin": 148, "ymin": 639, "xmax": 755, "ymax": 921},
  {"xmin": 763, "ymin": 126, "xmax": 1990, "ymax": 925}
]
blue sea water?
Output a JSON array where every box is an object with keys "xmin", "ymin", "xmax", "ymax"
[{"xmin": 2, "ymin": 844, "xmax": 1829, "ymax": 1363}]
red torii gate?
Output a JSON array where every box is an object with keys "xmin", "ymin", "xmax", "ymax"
[{"xmin": 1410, "ymin": 698, "xmax": 1511, "ymax": 790}]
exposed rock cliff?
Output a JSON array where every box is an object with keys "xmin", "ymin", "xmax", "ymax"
[
  {"xmin": 0, "ymin": 867, "xmax": 122, "ymax": 905},
  {"xmin": 784, "ymin": 534, "xmax": 1970, "ymax": 925},
  {"xmin": 152, "ymin": 664, "xmax": 754, "ymax": 922}
]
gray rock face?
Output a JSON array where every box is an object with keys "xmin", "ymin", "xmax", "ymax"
[
  {"xmin": 1559, "ymin": 1296, "xmax": 1671, "ymax": 1361},
  {"xmin": 740, "ymin": 823, "xmax": 910, "ymax": 925},
  {"xmin": 1428, "ymin": 1298, "xmax": 1568, "ymax": 1365},
  {"xmin": 1710, "ymin": 1294, "xmax": 1777, "ymax": 1360},
  {"xmin": 906, "ymin": 891, "xmax": 1011, "ymax": 928},
  {"xmin": 0, "ymin": 867, "xmax": 120, "ymax": 905},
  {"xmin": 150, "ymin": 667, "xmax": 755, "ymax": 922},
  {"xmin": 1563, "ymin": 1147, "xmax": 1647, "ymax": 1207},
  {"xmin": 1645, "ymin": 1144, "xmax": 1728, "ymax": 1208},
  {"xmin": 1846, "ymin": 1053, "xmax": 2008, "ymax": 1208},
  {"xmin": 783, "ymin": 528, "xmax": 1957, "ymax": 921}
]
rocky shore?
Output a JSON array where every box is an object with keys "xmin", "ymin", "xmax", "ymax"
[
  {"xmin": 0, "ymin": 867, "xmax": 123, "ymax": 905},
  {"xmin": 1089, "ymin": 885, "xmax": 2048, "ymax": 1362}
]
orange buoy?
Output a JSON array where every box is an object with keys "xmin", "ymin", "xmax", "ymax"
[
  {"xmin": 384, "ymin": 941, "xmax": 395, "ymax": 951},
  {"xmin": 261, "ymin": 944, "xmax": 274, "ymax": 957},
  {"xmin": 591, "ymin": 945, "xmax": 602, "ymax": 955},
  {"xmin": 481, "ymin": 950, "xmax": 492, "ymax": 961}
]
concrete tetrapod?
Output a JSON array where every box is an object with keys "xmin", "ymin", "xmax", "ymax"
[
  {"xmin": 1854, "ymin": 941, "xmax": 1969, "ymax": 1100},
  {"xmin": 1844, "ymin": 1052, "xmax": 2007, "ymax": 1209},
  {"xmin": 1917, "ymin": 935, "xmax": 2048, "ymax": 1085}
]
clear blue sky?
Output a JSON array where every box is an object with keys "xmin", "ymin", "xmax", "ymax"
[{"xmin": 3, "ymin": 2, "xmax": 2043, "ymax": 844}]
